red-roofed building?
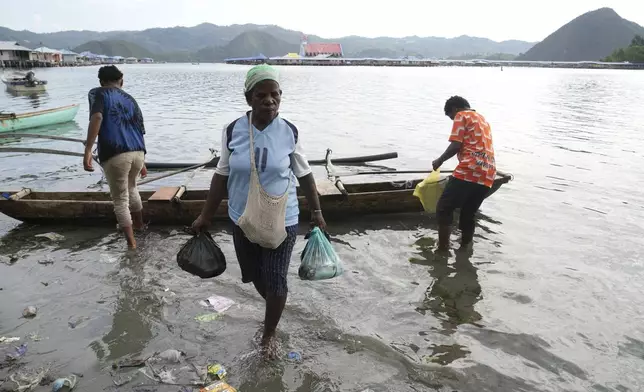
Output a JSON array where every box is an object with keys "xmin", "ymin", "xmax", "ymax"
[{"xmin": 304, "ymin": 43, "xmax": 344, "ymax": 58}]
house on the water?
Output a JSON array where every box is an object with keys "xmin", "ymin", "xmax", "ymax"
[
  {"xmin": 59, "ymin": 49, "xmax": 79, "ymax": 65},
  {"xmin": 224, "ymin": 53, "xmax": 268, "ymax": 65},
  {"xmin": 300, "ymin": 35, "xmax": 343, "ymax": 58},
  {"xmin": 32, "ymin": 47, "xmax": 62, "ymax": 64},
  {"xmin": 78, "ymin": 51, "xmax": 101, "ymax": 65},
  {"xmin": 303, "ymin": 43, "xmax": 344, "ymax": 57},
  {"xmin": 0, "ymin": 41, "xmax": 32, "ymax": 67},
  {"xmin": 125, "ymin": 57, "xmax": 138, "ymax": 64}
]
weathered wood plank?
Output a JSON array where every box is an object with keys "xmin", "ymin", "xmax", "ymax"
[
  {"xmin": 315, "ymin": 180, "xmax": 342, "ymax": 196},
  {"xmin": 148, "ymin": 187, "xmax": 180, "ymax": 202}
]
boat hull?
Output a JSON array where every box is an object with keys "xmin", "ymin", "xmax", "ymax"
[
  {"xmin": 3, "ymin": 83, "xmax": 47, "ymax": 93},
  {"xmin": 2, "ymin": 78, "xmax": 48, "ymax": 93},
  {"xmin": 0, "ymin": 104, "xmax": 79, "ymax": 133},
  {"xmin": 0, "ymin": 173, "xmax": 512, "ymax": 225}
]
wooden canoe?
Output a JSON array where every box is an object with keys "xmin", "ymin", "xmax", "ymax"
[
  {"xmin": 0, "ymin": 172, "xmax": 512, "ymax": 225},
  {"xmin": 0, "ymin": 104, "xmax": 80, "ymax": 133},
  {"xmin": 2, "ymin": 77, "xmax": 48, "ymax": 93}
]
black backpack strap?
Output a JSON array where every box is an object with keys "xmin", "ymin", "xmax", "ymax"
[
  {"xmin": 225, "ymin": 118, "xmax": 239, "ymax": 151},
  {"xmin": 282, "ymin": 118, "xmax": 298, "ymax": 144},
  {"xmin": 227, "ymin": 117, "xmax": 297, "ymax": 151}
]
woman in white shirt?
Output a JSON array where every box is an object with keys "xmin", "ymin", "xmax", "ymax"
[{"xmin": 192, "ymin": 64, "xmax": 325, "ymax": 358}]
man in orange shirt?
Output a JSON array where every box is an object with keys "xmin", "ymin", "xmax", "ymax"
[{"xmin": 432, "ymin": 96, "xmax": 496, "ymax": 251}]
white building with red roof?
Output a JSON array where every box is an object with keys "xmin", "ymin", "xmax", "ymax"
[{"xmin": 299, "ymin": 35, "xmax": 344, "ymax": 58}]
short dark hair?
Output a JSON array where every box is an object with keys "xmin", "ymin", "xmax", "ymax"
[
  {"xmin": 98, "ymin": 65, "xmax": 123, "ymax": 83},
  {"xmin": 444, "ymin": 96, "xmax": 470, "ymax": 115}
]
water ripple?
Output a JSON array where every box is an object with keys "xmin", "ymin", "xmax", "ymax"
[{"xmin": 1, "ymin": 65, "xmax": 644, "ymax": 391}]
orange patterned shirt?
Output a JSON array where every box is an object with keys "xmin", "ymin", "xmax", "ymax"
[{"xmin": 448, "ymin": 110, "xmax": 496, "ymax": 188}]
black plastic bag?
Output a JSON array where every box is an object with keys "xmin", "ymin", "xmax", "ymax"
[{"xmin": 177, "ymin": 231, "xmax": 226, "ymax": 279}]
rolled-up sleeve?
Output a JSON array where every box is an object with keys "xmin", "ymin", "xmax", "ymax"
[
  {"xmin": 291, "ymin": 137, "xmax": 312, "ymax": 178},
  {"xmin": 214, "ymin": 125, "xmax": 230, "ymax": 176}
]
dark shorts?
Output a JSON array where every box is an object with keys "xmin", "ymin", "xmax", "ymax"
[
  {"xmin": 436, "ymin": 177, "xmax": 491, "ymax": 231},
  {"xmin": 232, "ymin": 225, "xmax": 298, "ymax": 297}
]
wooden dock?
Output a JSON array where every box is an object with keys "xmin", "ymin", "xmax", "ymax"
[{"xmin": 225, "ymin": 57, "xmax": 644, "ymax": 70}]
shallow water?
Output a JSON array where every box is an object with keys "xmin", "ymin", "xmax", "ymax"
[{"xmin": 1, "ymin": 64, "xmax": 644, "ymax": 391}]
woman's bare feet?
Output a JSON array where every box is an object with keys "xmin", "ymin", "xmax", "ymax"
[
  {"xmin": 131, "ymin": 210, "xmax": 146, "ymax": 231},
  {"xmin": 133, "ymin": 222, "xmax": 148, "ymax": 232},
  {"xmin": 122, "ymin": 226, "xmax": 137, "ymax": 249},
  {"xmin": 260, "ymin": 335, "xmax": 281, "ymax": 360}
]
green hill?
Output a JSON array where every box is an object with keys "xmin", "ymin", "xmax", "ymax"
[
  {"xmin": 447, "ymin": 53, "xmax": 517, "ymax": 61},
  {"xmin": 70, "ymin": 32, "xmax": 297, "ymax": 63},
  {"xmin": 603, "ymin": 35, "xmax": 644, "ymax": 62},
  {"xmin": 72, "ymin": 40, "xmax": 154, "ymax": 58},
  {"xmin": 352, "ymin": 48, "xmax": 401, "ymax": 58},
  {"xmin": 195, "ymin": 30, "xmax": 298, "ymax": 62},
  {"xmin": 0, "ymin": 23, "xmax": 535, "ymax": 61},
  {"xmin": 68, "ymin": 31, "xmax": 529, "ymax": 63},
  {"xmin": 518, "ymin": 8, "xmax": 644, "ymax": 61}
]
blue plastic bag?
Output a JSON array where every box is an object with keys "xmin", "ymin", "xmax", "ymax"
[{"xmin": 299, "ymin": 227, "xmax": 343, "ymax": 281}]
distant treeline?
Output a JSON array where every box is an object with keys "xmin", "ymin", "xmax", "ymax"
[{"xmin": 603, "ymin": 35, "xmax": 644, "ymax": 63}]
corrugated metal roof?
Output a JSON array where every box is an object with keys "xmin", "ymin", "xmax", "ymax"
[
  {"xmin": 33, "ymin": 46, "xmax": 61, "ymax": 54},
  {"xmin": 224, "ymin": 54, "xmax": 268, "ymax": 62},
  {"xmin": 0, "ymin": 41, "xmax": 32, "ymax": 52},
  {"xmin": 59, "ymin": 49, "xmax": 78, "ymax": 55}
]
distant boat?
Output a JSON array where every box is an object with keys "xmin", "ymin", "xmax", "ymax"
[
  {"xmin": 0, "ymin": 104, "xmax": 79, "ymax": 133},
  {"xmin": 1, "ymin": 71, "xmax": 48, "ymax": 93}
]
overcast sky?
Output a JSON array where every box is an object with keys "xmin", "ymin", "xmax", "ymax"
[{"xmin": 1, "ymin": 0, "xmax": 643, "ymax": 42}]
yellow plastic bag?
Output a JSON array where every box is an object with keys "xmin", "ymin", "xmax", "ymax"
[{"xmin": 413, "ymin": 170, "xmax": 443, "ymax": 213}]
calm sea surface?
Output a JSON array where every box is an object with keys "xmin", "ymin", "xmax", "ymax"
[{"xmin": 1, "ymin": 64, "xmax": 644, "ymax": 391}]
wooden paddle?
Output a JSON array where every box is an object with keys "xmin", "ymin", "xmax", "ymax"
[
  {"xmin": 178, "ymin": 149, "xmax": 218, "ymax": 187},
  {"xmin": 0, "ymin": 134, "xmax": 399, "ymax": 170},
  {"xmin": 330, "ymin": 169, "xmax": 454, "ymax": 177},
  {"xmin": 0, "ymin": 133, "xmax": 86, "ymax": 144},
  {"xmin": 0, "ymin": 147, "xmax": 85, "ymax": 157},
  {"xmin": 0, "ymin": 147, "xmax": 451, "ymax": 177},
  {"xmin": 137, "ymin": 160, "xmax": 213, "ymax": 186},
  {"xmin": 0, "ymin": 146, "xmax": 210, "ymax": 187}
]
